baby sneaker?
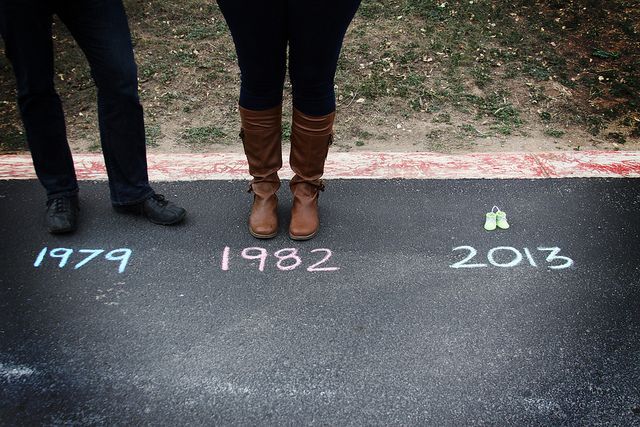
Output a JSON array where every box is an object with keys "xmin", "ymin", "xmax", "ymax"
[
  {"xmin": 484, "ymin": 211, "xmax": 497, "ymax": 231},
  {"xmin": 496, "ymin": 209, "xmax": 510, "ymax": 229}
]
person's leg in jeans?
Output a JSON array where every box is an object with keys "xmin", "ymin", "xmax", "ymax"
[
  {"xmin": 217, "ymin": 0, "xmax": 287, "ymax": 238},
  {"xmin": 57, "ymin": 0, "xmax": 152, "ymax": 206},
  {"xmin": 0, "ymin": 0, "xmax": 78, "ymax": 199},
  {"xmin": 56, "ymin": 0, "xmax": 185, "ymax": 225},
  {"xmin": 0, "ymin": 0, "xmax": 80, "ymax": 233},
  {"xmin": 0, "ymin": 0, "xmax": 185, "ymax": 232},
  {"xmin": 286, "ymin": 0, "xmax": 361, "ymax": 240}
]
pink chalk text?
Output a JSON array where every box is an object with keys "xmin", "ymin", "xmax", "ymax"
[{"xmin": 219, "ymin": 247, "xmax": 339, "ymax": 272}]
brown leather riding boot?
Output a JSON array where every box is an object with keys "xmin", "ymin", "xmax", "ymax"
[
  {"xmin": 289, "ymin": 108, "xmax": 335, "ymax": 240},
  {"xmin": 239, "ymin": 105, "xmax": 283, "ymax": 239}
]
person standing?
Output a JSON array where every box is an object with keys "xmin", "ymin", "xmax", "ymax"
[
  {"xmin": 217, "ymin": 0, "xmax": 361, "ymax": 240},
  {"xmin": 0, "ymin": 0, "xmax": 186, "ymax": 234}
]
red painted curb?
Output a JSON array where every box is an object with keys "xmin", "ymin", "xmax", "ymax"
[{"xmin": 1, "ymin": 151, "xmax": 640, "ymax": 181}]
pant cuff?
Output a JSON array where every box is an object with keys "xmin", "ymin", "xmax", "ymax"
[
  {"xmin": 47, "ymin": 188, "xmax": 79, "ymax": 201},
  {"xmin": 111, "ymin": 189, "xmax": 155, "ymax": 206}
]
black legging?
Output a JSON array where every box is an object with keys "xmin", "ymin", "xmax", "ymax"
[{"xmin": 217, "ymin": 0, "xmax": 361, "ymax": 117}]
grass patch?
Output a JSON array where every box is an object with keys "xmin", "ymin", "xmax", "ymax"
[
  {"xmin": 87, "ymin": 141, "xmax": 101, "ymax": 152},
  {"xmin": 145, "ymin": 124, "xmax": 162, "ymax": 147},
  {"xmin": 544, "ymin": 129, "xmax": 565, "ymax": 138},
  {"xmin": 139, "ymin": 61, "xmax": 176, "ymax": 84},
  {"xmin": 606, "ymin": 132, "xmax": 626, "ymax": 144},
  {"xmin": 181, "ymin": 125, "xmax": 228, "ymax": 145},
  {"xmin": 432, "ymin": 113, "xmax": 451, "ymax": 124},
  {"xmin": 2, "ymin": 0, "xmax": 638, "ymax": 154},
  {"xmin": 352, "ymin": 128, "xmax": 374, "ymax": 140},
  {"xmin": 181, "ymin": 125, "xmax": 227, "ymax": 144},
  {"xmin": 0, "ymin": 130, "xmax": 28, "ymax": 152},
  {"xmin": 469, "ymin": 91, "xmax": 523, "ymax": 134},
  {"xmin": 539, "ymin": 111, "xmax": 552, "ymax": 123},
  {"xmin": 459, "ymin": 124, "xmax": 486, "ymax": 138},
  {"xmin": 282, "ymin": 121, "xmax": 292, "ymax": 140},
  {"xmin": 183, "ymin": 24, "xmax": 218, "ymax": 41}
]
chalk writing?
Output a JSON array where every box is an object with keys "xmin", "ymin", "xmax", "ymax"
[
  {"xmin": 307, "ymin": 249, "xmax": 340, "ymax": 272},
  {"xmin": 487, "ymin": 246, "xmax": 523, "ymax": 268},
  {"xmin": 274, "ymin": 248, "xmax": 303, "ymax": 271},
  {"xmin": 221, "ymin": 246, "xmax": 230, "ymax": 271},
  {"xmin": 50, "ymin": 247, "xmax": 73, "ymax": 268},
  {"xmin": 33, "ymin": 247, "xmax": 133, "ymax": 273},
  {"xmin": 450, "ymin": 246, "xmax": 574, "ymax": 270},
  {"xmin": 33, "ymin": 247, "xmax": 47, "ymax": 267},
  {"xmin": 220, "ymin": 247, "xmax": 339, "ymax": 272},
  {"xmin": 241, "ymin": 247, "xmax": 268, "ymax": 272},
  {"xmin": 74, "ymin": 249, "xmax": 105, "ymax": 269},
  {"xmin": 537, "ymin": 247, "xmax": 574, "ymax": 270},
  {"xmin": 523, "ymin": 247, "xmax": 537, "ymax": 267},
  {"xmin": 450, "ymin": 246, "xmax": 487, "ymax": 269},
  {"xmin": 104, "ymin": 249, "xmax": 133, "ymax": 274}
]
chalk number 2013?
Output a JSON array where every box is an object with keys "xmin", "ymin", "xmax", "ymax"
[{"xmin": 450, "ymin": 246, "xmax": 574, "ymax": 270}]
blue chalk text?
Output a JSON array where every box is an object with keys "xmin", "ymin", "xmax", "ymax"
[{"xmin": 34, "ymin": 247, "xmax": 133, "ymax": 273}]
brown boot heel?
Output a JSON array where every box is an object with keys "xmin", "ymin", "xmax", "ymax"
[
  {"xmin": 289, "ymin": 181, "xmax": 323, "ymax": 240},
  {"xmin": 248, "ymin": 181, "xmax": 279, "ymax": 239}
]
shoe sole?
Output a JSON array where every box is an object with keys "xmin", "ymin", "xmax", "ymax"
[
  {"xmin": 148, "ymin": 210, "xmax": 187, "ymax": 226},
  {"xmin": 249, "ymin": 227, "xmax": 278, "ymax": 239},
  {"xmin": 114, "ymin": 206, "xmax": 186, "ymax": 226},
  {"xmin": 289, "ymin": 230, "xmax": 318, "ymax": 241},
  {"xmin": 49, "ymin": 225, "xmax": 77, "ymax": 234}
]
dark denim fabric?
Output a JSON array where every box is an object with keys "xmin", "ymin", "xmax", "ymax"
[
  {"xmin": 0, "ymin": 0, "xmax": 153, "ymax": 204},
  {"xmin": 217, "ymin": 0, "xmax": 361, "ymax": 116}
]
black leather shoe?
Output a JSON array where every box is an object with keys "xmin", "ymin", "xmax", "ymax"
[
  {"xmin": 46, "ymin": 195, "xmax": 79, "ymax": 234},
  {"xmin": 113, "ymin": 194, "xmax": 186, "ymax": 225}
]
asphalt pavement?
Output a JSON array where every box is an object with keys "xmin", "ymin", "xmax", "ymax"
[{"xmin": 1, "ymin": 178, "xmax": 639, "ymax": 424}]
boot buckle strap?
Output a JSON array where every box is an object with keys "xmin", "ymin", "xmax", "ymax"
[
  {"xmin": 249, "ymin": 177, "xmax": 280, "ymax": 193},
  {"xmin": 291, "ymin": 179, "xmax": 325, "ymax": 191}
]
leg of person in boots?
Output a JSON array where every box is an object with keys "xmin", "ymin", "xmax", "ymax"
[
  {"xmin": 288, "ymin": 110, "xmax": 335, "ymax": 240},
  {"xmin": 217, "ymin": 0, "xmax": 287, "ymax": 238},
  {"xmin": 287, "ymin": 0, "xmax": 361, "ymax": 240}
]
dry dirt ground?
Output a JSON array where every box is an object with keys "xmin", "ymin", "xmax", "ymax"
[{"xmin": 1, "ymin": 0, "xmax": 638, "ymax": 155}]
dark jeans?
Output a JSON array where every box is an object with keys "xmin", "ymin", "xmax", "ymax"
[
  {"xmin": 217, "ymin": 0, "xmax": 361, "ymax": 117},
  {"xmin": 0, "ymin": 0, "xmax": 153, "ymax": 205}
]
